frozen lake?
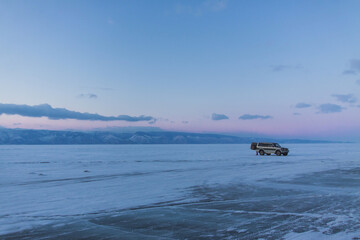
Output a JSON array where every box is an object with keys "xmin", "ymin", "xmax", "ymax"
[{"xmin": 1, "ymin": 144, "xmax": 360, "ymax": 239}]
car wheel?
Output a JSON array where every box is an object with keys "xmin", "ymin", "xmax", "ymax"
[
  {"xmin": 259, "ymin": 150, "xmax": 265, "ymax": 155},
  {"xmin": 275, "ymin": 150, "xmax": 281, "ymax": 156},
  {"xmin": 283, "ymin": 153, "xmax": 288, "ymax": 156}
]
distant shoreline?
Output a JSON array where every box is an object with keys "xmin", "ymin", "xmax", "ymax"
[{"xmin": 0, "ymin": 129, "xmax": 348, "ymax": 145}]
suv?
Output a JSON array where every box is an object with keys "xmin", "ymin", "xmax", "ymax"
[{"xmin": 250, "ymin": 142, "xmax": 289, "ymax": 156}]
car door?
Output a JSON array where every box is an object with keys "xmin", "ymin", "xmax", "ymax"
[
  {"xmin": 268, "ymin": 143, "xmax": 276, "ymax": 153},
  {"xmin": 263, "ymin": 143, "xmax": 273, "ymax": 153}
]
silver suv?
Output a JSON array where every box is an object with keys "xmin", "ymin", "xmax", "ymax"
[{"xmin": 250, "ymin": 142, "xmax": 289, "ymax": 156}]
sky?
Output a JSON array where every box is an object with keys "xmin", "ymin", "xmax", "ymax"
[{"xmin": 0, "ymin": 0, "xmax": 360, "ymax": 141}]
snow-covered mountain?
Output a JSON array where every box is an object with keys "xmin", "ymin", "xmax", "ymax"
[{"xmin": 0, "ymin": 128, "xmax": 335, "ymax": 144}]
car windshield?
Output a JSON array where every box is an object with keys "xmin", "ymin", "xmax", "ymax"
[{"xmin": 275, "ymin": 143, "xmax": 281, "ymax": 147}]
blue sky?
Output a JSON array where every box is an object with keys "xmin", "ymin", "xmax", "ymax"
[{"xmin": 0, "ymin": 0, "xmax": 360, "ymax": 140}]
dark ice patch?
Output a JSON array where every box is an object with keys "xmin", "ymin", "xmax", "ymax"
[{"xmin": 3, "ymin": 181, "xmax": 360, "ymax": 239}]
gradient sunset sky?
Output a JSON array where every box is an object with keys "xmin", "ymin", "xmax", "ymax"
[{"xmin": 1, "ymin": 0, "xmax": 360, "ymax": 140}]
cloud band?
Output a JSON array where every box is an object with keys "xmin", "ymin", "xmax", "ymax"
[{"xmin": 0, "ymin": 103, "xmax": 155, "ymax": 122}]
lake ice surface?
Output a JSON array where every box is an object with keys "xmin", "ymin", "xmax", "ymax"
[{"xmin": 1, "ymin": 144, "xmax": 360, "ymax": 239}]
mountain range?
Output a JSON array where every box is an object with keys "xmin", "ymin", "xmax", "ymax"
[{"xmin": 0, "ymin": 128, "xmax": 338, "ymax": 145}]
